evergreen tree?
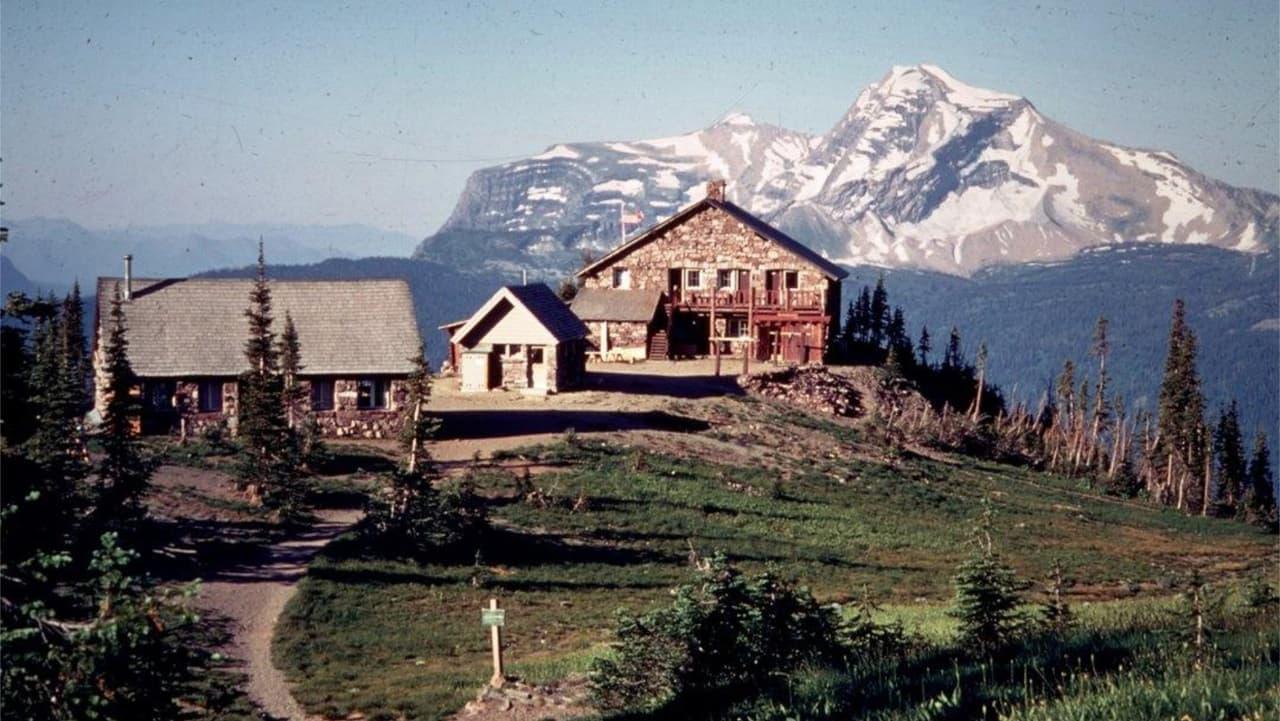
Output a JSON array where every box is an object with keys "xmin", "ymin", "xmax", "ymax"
[
  {"xmin": 95, "ymin": 285, "xmax": 153, "ymax": 532},
  {"xmin": 942, "ymin": 326, "xmax": 964, "ymax": 371},
  {"xmin": 852, "ymin": 286, "xmax": 872, "ymax": 344},
  {"xmin": 869, "ymin": 276, "xmax": 889, "ymax": 348},
  {"xmin": 1055, "ymin": 360, "xmax": 1076, "ymax": 427},
  {"xmin": 887, "ymin": 307, "xmax": 911, "ymax": 362},
  {"xmin": 1243, "ymin": 431, "xmax": 1276, "ymax": 529},
  {"xmin": 24, "ymin": 295, "xmax": 89, "ymax": 553},
  {"xmin": 1089, "ymin": 316, "xmax": 1111, "ymax": 457},
  {"xmin": 917, "ymin": 325, "xmax": 931, "ymax": 368},
  {"xmin": 950, "ymin": 501, "xmax": 1028, "ymax": 655},
  {"xmin": 278, "ymin": 313, "xmax": 305, "ymax": 429},
  {"xmin": 235, "ymin": 242, "xmax": 302, "ymax": 514},
  {"xmin": 399, "ymin": 345, "xmax": 440, "ymax": 473},
  {"xmin": 59, "ymin": 282, "xmax": 89, "ymax": 416},
  {"xmin": 1155, "ymin": 299, "xmax": 1206, "ymax": 490},
  {"xmin": 1041, "ymin": 559, "xmax": 1075, "ymax": 636},
  {"xmin": 1211, "ymin": 401, "xmax": 1245, "ymax": 514}
]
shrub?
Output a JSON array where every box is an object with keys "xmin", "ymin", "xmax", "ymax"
[
  {"xmin": 362, "ymin": 470, "xmax": 486, "ymax": 559},
  {"xmin": 589, "ymin": 555, "xmax": 873, "ymax": 711}
]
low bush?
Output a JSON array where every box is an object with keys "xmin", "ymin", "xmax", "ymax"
[{"xmin": 589, "ymin": 555, "xmax": 905, "ymax": 712}]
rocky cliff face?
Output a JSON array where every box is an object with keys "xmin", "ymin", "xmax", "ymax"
[{"xmin": 416, "ymin": 65, "xmax": 1278, "ymax": 276}]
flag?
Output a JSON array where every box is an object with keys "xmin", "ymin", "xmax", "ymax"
[{"xmin": 621, "ymin": 209, "xmax": 645, "ymax": 225}]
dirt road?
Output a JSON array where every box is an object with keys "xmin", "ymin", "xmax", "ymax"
[{"xmin": 196, "ymin": 508, "xmax": 362, "ymax": 721}]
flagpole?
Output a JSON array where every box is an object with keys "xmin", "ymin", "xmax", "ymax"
[{"xmin": 619, "ymin": 200, "xmax": 625, "ymax": 244}]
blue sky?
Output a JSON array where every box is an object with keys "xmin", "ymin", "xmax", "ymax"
[{"xmin": 3, "ymin": 0, "xmax": 1277, "ymax": 237}]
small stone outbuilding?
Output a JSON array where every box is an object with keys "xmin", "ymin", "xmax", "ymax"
[{"xmin": 452, "ymin": 284, "xmax": 588, "ymax": 394}]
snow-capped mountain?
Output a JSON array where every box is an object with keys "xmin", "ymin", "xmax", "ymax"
[{"xmin": 416, "ymin": 65, "xmax": 1278, "ymax": 276}]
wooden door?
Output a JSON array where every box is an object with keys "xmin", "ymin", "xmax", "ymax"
[{"xmin": 668, "ymin": 268, "xmax": 683, "ymax": 303}]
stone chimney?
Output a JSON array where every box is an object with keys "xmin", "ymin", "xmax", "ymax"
[
  {"xmin": 123, "ymin": 254, "xmax": 133, "ymax": 300},
  {"xmin": 706, "ymin": 179, "xmax": 726, "ymax": 202}
]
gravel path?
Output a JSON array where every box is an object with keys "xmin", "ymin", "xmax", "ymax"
[{"xmin": 197, "ymin": 508, "xmax": 362, "ymax": 721}]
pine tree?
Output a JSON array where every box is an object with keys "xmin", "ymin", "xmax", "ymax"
[
  {"xmin": 942, "ymin": 327, "xmax": 964, "ymax": 370},
  {"xmin": 1211, "ymin": 401, "xmax": 1245, "ymax": 514},
  {"xmin": 1242, "ymin": 431, "xmax": 1276, "ymax": 529},
  {"xmin": 917, "ymin": 325, "xmax": 931, "ymax": 368},
  {"xmin": 869, "ymin": 276, "xmax": 889, "ymax": 348},
  {"xmin": 1088, "ymin": 317, "xmax": 1110, "ymax": 467},
  {"xmin": 25, "ymin": 296, "xmax": 89, "ymax": 547},
  {"xmin": 60, "ymin": 281, "xmax": 89, "ymax": 416},
  {"xmin": 95, "ymin": 285, "xmax": 153, "ymax": 532},
  {"xmin": 399, "ymin": 345, "xmax": 440, "ymax": 473},
  {"xmin": 1041, "ymin": 559, "xmax": 1075, "ymax": 636},
  {"xmin": 852, "ymin": 286, "xmax": 872, "ymax": 344},
  {"xmin": 235, "ymin": 243, "xmax": 302, "ymax": 514},
  {"xmin": 950, "ymin": 501, "xmax": 1027, "ymax": 655},
  {"xmin": 1155, "ymin": 300, "xmax": 1205, "ymax": 510},
  {"xmin": 278, "ymin": 313, "xmax": 305, "ymax": 429},
  {"xmin": 840, "ymin": 300, "xmax": 857, "ymax": 356}
]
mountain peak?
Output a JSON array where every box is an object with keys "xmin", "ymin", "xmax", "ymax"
[
  {"xmin": 714, "ymin": 111, "xmax": 756, "ymax": 127},
  {"xmin": 879, "ymin": 64, "xmax": 1021, "ymax": 109}
]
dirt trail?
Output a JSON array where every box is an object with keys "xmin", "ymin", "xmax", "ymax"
[{"xmin": 196, "ymin": 508, "xmax": 362, "ymax": 721}]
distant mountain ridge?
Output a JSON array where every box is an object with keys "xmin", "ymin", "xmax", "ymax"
[
  {"xmin": 1, "ymin": 217, "xmax": 419, "ymax": 286},
  {"xmin": 415, "ymin": 64, "xmax": 1278, "ymax": 276}
]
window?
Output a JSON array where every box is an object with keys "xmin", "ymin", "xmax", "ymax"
[
  {"xmin": 146, "ymin": 381, "xmax": 175, "ymax": 410},
  {"xmin": 685, "ymin": 269, "xmax": 703, "ymax": 289},
  {"xmin": 197, "ymin": 380, "xmax": 223, "ymax": 413},
  {"xmin": 357, "ymin": 378, "xmax": 388, "ymax": 410},
  {"xmin": 612, "ymin": 267, "xmax": 631, "ymax": 289},
  {"xmin": 529, "ymin": 347, "xmax": 545, "ymax": 364},
  {"xmin": 784, "ymin": 270, "xmax": 799, "ymax": 290},
  {"xmin": 726, "ymin": 318, "xmax": 749, "ymax": 338},
  {"xmin": 311, "ymin": 379, "xmax": 334, "ymax": 411},
  {"xmin": 716, "ymin": 269, "xmax": 735, "ymax": 290}
]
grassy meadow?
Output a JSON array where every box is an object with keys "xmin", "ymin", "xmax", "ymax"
[{"xmin": 274, "ymin": 436, "xmax": 1277, "ymax": 720}]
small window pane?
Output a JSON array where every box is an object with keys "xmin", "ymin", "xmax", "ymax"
[
  {"xmin": 198, "ymin": 380, "xmax": 223, "ymax": 412},
  {"xmin": 784, "ymin": 271, "xmax": 799, "ymax": 290},
  {"xmin": 612, "ymin": 267, "xmax": 631, "ymax": 289},
  {"xmin": 686, "ymin": 269, "xmax": 701, "ymax": 288},
  {"xmin": 357, "ymin": 378, "xmax": 387, "ymax": 410},
  {"xmin": 311, "ymin": 380, "xmax": 334, "ymax": 411},
  {"xmin": 716, "ymin": 269, "xmax": 733, "ymax": 290}
]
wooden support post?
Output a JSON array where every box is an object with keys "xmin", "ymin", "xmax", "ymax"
[
  {"xmin": 743, "ymin": 285, "xmax": 754, "ymax": 376},
  {"xmin": 487, "ymin": 598, "xmax": 505, "ymax": 687},
  {"xmin": 711, "ymin": 281, "xmax": 720, "ymax": 376}
]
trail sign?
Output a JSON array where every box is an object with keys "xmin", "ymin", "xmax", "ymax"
[{"xmin": 483, "ymin": 598, "xmax": 506, "ymax": 687}]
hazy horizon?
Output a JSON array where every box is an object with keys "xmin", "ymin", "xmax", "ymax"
[{"xmin": 4, "ymin": 1, "xmax": 1277, "ymax": 237}]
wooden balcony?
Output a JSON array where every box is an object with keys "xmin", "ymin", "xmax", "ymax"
[{"xmin": 670, "ymin": 288, "xmax": 825, "ymax": 312}]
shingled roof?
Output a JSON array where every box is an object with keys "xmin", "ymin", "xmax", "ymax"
[
  {"xmin": 94, "ymin": 277, "xmax": 421, "ymax": 377},
  {"xmin": 454, "ymin": 284, "xmax": 588, "ymax": 348},
  {"xmin": 576, "ymin": 197, "xmax": 849, "ymax": 281},
  {"xmin": 569, "ymin": 287, "xmax": 662, "ymax": 322}
]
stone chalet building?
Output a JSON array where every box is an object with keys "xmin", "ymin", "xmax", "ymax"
[
  {"xmin": 92, "ymin": 271, "xmax": 422, "ymax": 438},
  {"xmin": 574, "ymin": 180, "xmax": 849, "ymax": 364}
]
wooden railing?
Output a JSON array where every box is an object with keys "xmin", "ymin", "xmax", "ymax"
[{"xmin": 672, "ymin": 288, "xmax": 824, "ymax": 311}]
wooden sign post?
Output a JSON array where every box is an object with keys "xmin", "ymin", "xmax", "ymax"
[{"xmin": 481, "ymin": 598, "xmax": 506, "ymax": 687}]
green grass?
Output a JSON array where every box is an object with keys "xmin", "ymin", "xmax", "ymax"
[{"xmin": 276, "ymin": 439, "xmax": 1276, "ymax": 721}]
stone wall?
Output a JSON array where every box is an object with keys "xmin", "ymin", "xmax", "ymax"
[
  {"xmin": 585, "ymin": 320, "xmax": 650, "ymax": 353},
  {"xmin": 160, "ymin": 376, "xmax": 406, "ymax": 439},
  {"xmin": 581, "ymin": 204, "xmax": 833, "ymax": 302}
]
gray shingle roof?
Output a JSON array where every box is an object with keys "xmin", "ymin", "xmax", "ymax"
[
  {"xmin": 576, "ymin": 197, "xmax": 849, "ymax": 281},
  {"xmin": 569, "ymin": 287, "xmax": 662, "ymax": 322},
  {"xmin": 455, "ymin": 284, "xmax": 588, "ymax": 346},
  {"xmin": 95, "ymin": 277, "xmax": 422, "ymax": 377}
]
